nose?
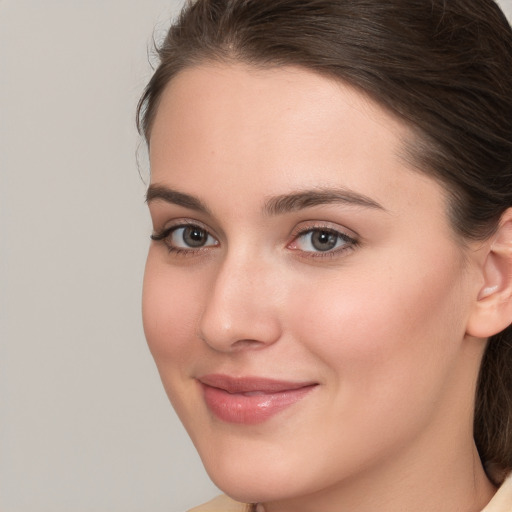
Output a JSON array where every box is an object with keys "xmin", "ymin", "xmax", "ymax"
[{"xmin": 198, "ymin": 251, "xmax": 282, "ymax": 352}]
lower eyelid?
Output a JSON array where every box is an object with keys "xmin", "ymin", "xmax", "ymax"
[
  {"xmin": 151, "ymin": 223, "xmax": 220, "ymax": 255},
  {"xmin": 152, "ymin": 222, "xmax": 356, "ymax": 256},
  {"xmin": 288, "ymin": 228, "xmax": 357, "ymax": 253}
]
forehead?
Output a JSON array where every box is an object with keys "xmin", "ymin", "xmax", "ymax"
[
  {"xmin": 149, "ymin": 63, "xmax": 445, "ymax": 221},
  {"xmin": 150, "ymin": 63, "xmax": 407, "ymax": 159}
]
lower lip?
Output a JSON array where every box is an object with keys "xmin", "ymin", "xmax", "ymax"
[{"xmin": 201, "ymin": 383, "xmax": 317, "ymax": 425}]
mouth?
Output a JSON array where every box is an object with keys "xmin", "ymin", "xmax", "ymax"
[{"xmin": 197, "ymin": 374, "xmax": 318, "ymax": 425}]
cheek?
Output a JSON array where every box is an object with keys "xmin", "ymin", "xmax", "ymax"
[
  {"xmin": 276, "ymin": 251, "xmax": 470, "ymax": 474},
  {"xmin": 287, "ymin": 246, "xmax": 469, "ymax": 403},
  {"xmin": 142, "ymin": 251, "xmax": 202, "ymax": 367}
]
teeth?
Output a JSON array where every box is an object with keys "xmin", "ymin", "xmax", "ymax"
[{"xmin": 242, "ymin": 391, "xmax": 266, "ymax": 397}]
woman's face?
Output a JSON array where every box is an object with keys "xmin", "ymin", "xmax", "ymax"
[{"xmin": 143, "ymin": 64, "xmax": 484, "ymax": 505}]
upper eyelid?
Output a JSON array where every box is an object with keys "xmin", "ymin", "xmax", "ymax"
[
  {"xmin": 290, "ymin": 227, "xmax": 358, "ymax": 246},
  {"xmin": 152, "ymin": 214, "xmax": 227, "ymax": 242},
  {"xmin": 287, "ymin": 227, "xmax": 359, "ymax": 260},
  {"xmin": 151, "ymin": 223, "xmax": 219, "ymax": 252},
  {"xmin": 153, "ymin": 219, "xmax": 216, "ymax": 236},
  {"xmin": 151, "ymin": 218, "xmax": 359, "ymax": 246},
  {"xmin": 289, "ymin": 221, "xmax": 359, "ymax": 240}
]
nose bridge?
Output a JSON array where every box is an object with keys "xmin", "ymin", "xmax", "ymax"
[{"xmin": 198, "ymin": 246, "xmax": 281, "ymax": 351}]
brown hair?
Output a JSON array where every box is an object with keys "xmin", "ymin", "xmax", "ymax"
[{"xmin": 138, "ymin": 0, "xmax": 512, "ymax": 482}]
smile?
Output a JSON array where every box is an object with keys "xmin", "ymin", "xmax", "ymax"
[{"xmin": 198, "ymin": 374, "xmax": 318, "ymax": 425}]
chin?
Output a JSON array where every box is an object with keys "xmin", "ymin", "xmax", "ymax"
[
  {"xmin": 209, "ymin": 471, "xmax": 294, "ymax": 505},
  {"xmin": 199, "ymin": 441, "xmax": 341, "ymax": 506},
  {"xmin": 198, "ymin": 446, "xmax": 297, "ymax": 503}
]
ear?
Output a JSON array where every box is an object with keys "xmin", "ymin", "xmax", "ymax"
[{"xmin": 466, "ymin": 208, "xmax": 512, "ymax": 338}]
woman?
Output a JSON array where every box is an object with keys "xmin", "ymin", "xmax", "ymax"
[{"xmin": 138, "ymin": 0, "xmax": 512, "ymax": 510}]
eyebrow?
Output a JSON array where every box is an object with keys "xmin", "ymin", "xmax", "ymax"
[
  {"xmin": 264, "ymin": 188, "xmax": 385, "ymax": 215},
  {"xmin": 146, "ymin": 184, "xmax": 385, "ymax": 216},
  {"xmin": 146, "ymin": 184, "xmax": 211, "ymax": 215}
]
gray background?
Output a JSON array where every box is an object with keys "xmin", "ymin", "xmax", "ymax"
[{"xmin": 1, "ymin": 1, "xmax": 511, "ymax": 511}]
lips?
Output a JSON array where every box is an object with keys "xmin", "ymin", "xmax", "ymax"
[{"xmin": 198, "ymin": 374, "xmax": 317, "ymax": 424}]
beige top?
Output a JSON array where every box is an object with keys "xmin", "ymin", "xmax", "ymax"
[
  {"xmin": 482, "ymin": 474, "xmax": 512, "ymax": 512},
  {"xmin": 188, "ymin": 494, "xmax": 245, "ymax": 512},
  {"xmin": 187, "ymin": 474, "xmax": 512, "ymax": 512}
]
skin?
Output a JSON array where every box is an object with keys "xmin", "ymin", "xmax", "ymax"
[{"xmin": 143, "ymin": 63, "xmax": 498, "ymax": 512}]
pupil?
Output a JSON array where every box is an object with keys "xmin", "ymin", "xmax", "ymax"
[
  {"xmin": 311, "ymin": 230, "xmax": 337, "ymax": 251},
  {"xmin": 183, "ymin": 226, "xmax": 206, "ymax": 247}
]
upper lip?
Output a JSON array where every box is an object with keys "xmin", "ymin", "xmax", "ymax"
[{"xmin": 198, "ymin": 374, "xmax": 318, "ymax": 394}]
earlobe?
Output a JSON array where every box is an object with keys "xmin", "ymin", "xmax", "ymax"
[{"xmin": 466, "ymin": 208, "xmax": 512, "ymax": 339}]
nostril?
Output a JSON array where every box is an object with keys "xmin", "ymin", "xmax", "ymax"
[
  {"xmin": 231, "ymin": 338, "xmax": 267, "ymax": 350},
  {"xmin": 197, "ymin": 315, "xmax": 281, "ymax": 352}
]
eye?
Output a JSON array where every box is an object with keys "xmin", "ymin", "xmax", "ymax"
[
  {"xmin": 171, "ymin": 225, "xmax": 216, "ymax": 248},
  {"xmin": 151, "ymin": 223, "xmax": 219, "ymax": 252},
  {"xmin": 288, "ymin": 227, "xmax": 356, "ymax": 254}
]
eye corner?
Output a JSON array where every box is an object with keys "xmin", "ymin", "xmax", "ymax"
[
  {"xmin": 287, "ymin": 224, "xmax": 359, "ymax": 258},
  {"xmin": 150, "ymin": 221, "xmax": 220, "ymax": 255}
]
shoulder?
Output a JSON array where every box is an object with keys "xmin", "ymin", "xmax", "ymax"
[
  {"xmin": 187, "ymin": 494, "xmax": 247, "ymax": 512},
  {"xmin": 481, "ymin": 473, "xmax": 512, "ymax": 512}
]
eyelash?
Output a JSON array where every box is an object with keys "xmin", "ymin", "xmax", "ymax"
[
  {"xmin": 150, "ymin": 221, "xmax": 218, "ymax": 255},
  {"xmin": 151, "ymin": 222, "xmax": 358, "ymax": 258},
  {"xmin": 288, "ymin": 225, "xmax": 358, "ymax": 258}
]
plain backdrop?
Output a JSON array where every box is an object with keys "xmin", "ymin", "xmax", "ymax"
[{"xmin": 1, "ymin": 1, "xmax": 511, "ymax": 511}]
